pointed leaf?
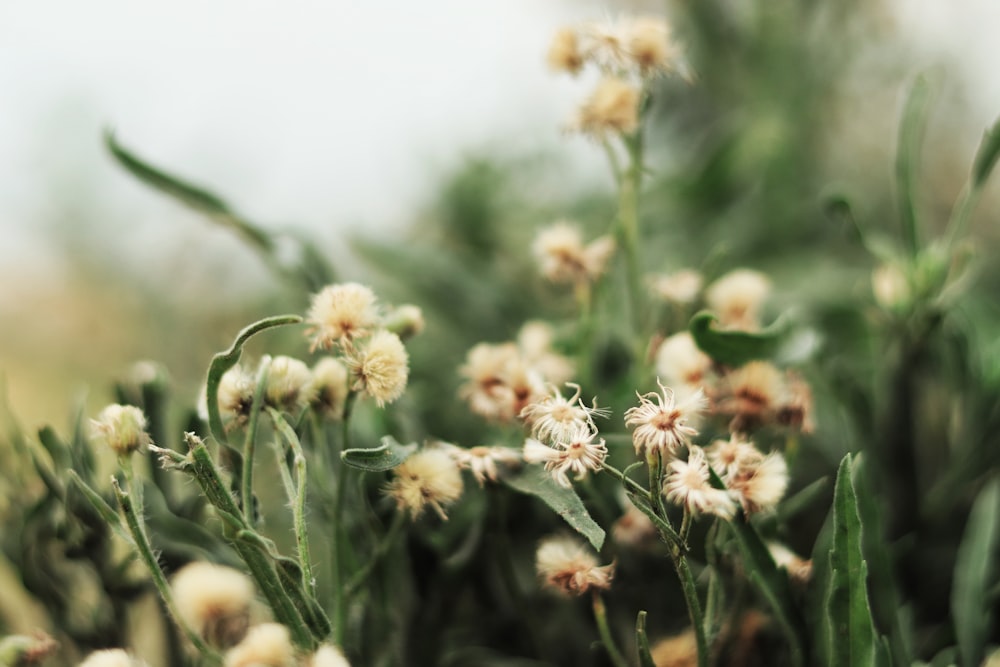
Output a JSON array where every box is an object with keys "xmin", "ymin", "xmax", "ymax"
[
  {"xmin": 340, "ymin": 436, "xmax": 418, "ymax": 472},
  {"xmin": 973, "ymin": 115, "xmax": 1000, "ymax": 187},
  {"xmin": 636, "ymin": 611, "xmax": 656, "ymax": 667},
  {"xmin": 952, "ymin": 477, "xmax": 1000, "ymax": 667},
  {"xmin": 896, "ymin": 74, "xmax": 933, "ymax": 254},
  {"xmin": 500, "ymin": 465, "xmax": 605, "ymax": 551},
  {"xmin": 689, "ymin": 311, "xmax": 788, "ymax": 366}
]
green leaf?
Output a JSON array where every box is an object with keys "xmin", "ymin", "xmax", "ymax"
[
  {"xmin": 972, "ymin": 115, "xmax": 1000, "ymax": 187},
  {"xmin": 896, "ymin": 74, "xmax": 934, "ymax": 255},
  {"xmin": 825, "ymin": 454, "xmax": 887, "ymax": 667},
  {"xmin": 952, "ymin": 477, "xmax": 1000, "ymax": 667},
  {"xmin": 205, "ymin": 315, "xmax": 303, "ymax": 447},
  {"xmin": 636, "ymin": 611, "xmax": 656, "ymax": 667},
  {"xmin": 340, "ymin": 436, "xmax": 418, "ymax": 472},
  {"xmin": 66, "ymin": 470, "xmax": 133, "ymax": 544},
  {"xmin": 500, "ymin": 465, "xmax": 605, "ymax": 551},
  {"xmin": 688, "ymin": 311, "xmax": 788, "ymax": 367}
]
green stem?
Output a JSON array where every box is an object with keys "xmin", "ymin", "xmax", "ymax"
[
  {"xmin": 332, "ymin": 391, "xmax": 358, "ymax": 646},
  {"xmin": 600, "ymin": 461, "xmax": 653, "ymax": 501},
  {"xmin": 669, "ymin": 551, "xmax": 709, "ymax": 667},
  {"xmin": 618, "ymin": 146, "xmax": 644, "ymax": 341},
  {"xmin": 112, "ymin": 476, "xmax": 220, "ymax": 663},
  {"xmin": 592, "ymin": 592, "xmax": 629, "ymax": 667},
  {"xmin": 268, "ymin": 408, "xmax": 315, "ymax": 594},
  {"xmin": 344, "ymin": 511, "xmax": 407, "ymax": 600},
  {"xmin": 680, "ymin": 509, "xmax": 692, "ymax": 544},
  {"xmin": 647, "ymin": 451, "xmax": 670, "ymax": 520},
  {"xmin": 241, "ymin": 361, "xmax": 271, "ymax": 525},
  {"xmin": 945, "ymin": 181, "xmax": 981, "ymax": 248}
]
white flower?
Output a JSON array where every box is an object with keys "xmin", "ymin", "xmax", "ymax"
[
  {"xmin": 385, "ymin": 448, "xmax": 464, "ymax": 520},
  {"xmin": 536, "ymin": 534, "xmax": 614, "ymax": 596},
  {"xmin": 306, "ymin": 282, "xmax": 380, "ymax": 351},
  {"xmin": 442, "ymin": 443, "xmax": 521, "ymax": 486},
  {"xmin": 520, "ymin": 383, "xmax": 609, "ymax": 445},
  {"xmin": 172, "ymin": 561, "xmax": 255, "ymax": 648},
  {"xmin": 705, "ymin": 269, "xmax": 771, "ymax": 331},
  {"xmin": 346, "ymin": 330, "xmax": 409, "ymax": 407},
  {"xmin": 90, "ymin": 404, "xmax": 151, "ymax": 456},
  {"xmin": 624, "ymin": 380, "xmax": 706, "ymax": 457},
  {"xmin": 662, "ymin": 447, "xmax": 736, "ymax": 519},
  {"xmin": 726, "ymin": 450, "xmax": 789, "ymax": 514},
  {"xmin": 224, "ymin": 624, "xmax": 295, "ymax": 667},
  {"xmin": 655, "ymin": 332, "xmax": 713, "ymax": 393}
]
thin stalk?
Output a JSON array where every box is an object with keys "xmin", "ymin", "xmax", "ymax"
[
  {"xmin": 945, "ymin": 181, "xmax": 981, "ymax": 248},
  {"xmin": 618, "ymin": 148, "xmax": 644, "ymax": 340},
  {"xmin": 332, "ymin": 391, "xmax": 358, "ymax": 645},
  {"xmin": 575, "ymin": 280, "xmax": 595, "ymax": 388},
  {"xmin": 592, "ymin": 592, "xmax": 629, "ymax": 667},
  {"xmin": 111, "ymin": 476, "xmax": 220, "ymax": 664},
  {"xmin": 669, "ymin": 551, "xmax": 709, "ymax": 667},
  {"xmin": 680, "ymin": 509, "xmax": 692, "ymax": 545},
  {"xmin": 344, "ymin": 511, "xmax": 406, "ymax": 600},
  {"xmin": 268, "ymin": 408, "xmax": 315, "ymax": 594},
  {"xmin": 600, "ymin": 461, "xmax": 653, "ymax": 501},
  {"xmin": 646, "ymin": 451, "xmax": 670, "ymax": 519},
  {"xmin": 241, "ymin": 360, "xmax": 271, "ymax": 524}
]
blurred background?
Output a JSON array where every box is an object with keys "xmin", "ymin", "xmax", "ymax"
[{"xmin": 2, "ymin": 0, "xmax": 1000, "ymax": 424}]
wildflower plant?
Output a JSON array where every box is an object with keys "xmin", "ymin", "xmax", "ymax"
[{"xmin": 4, "ymin": 6, "xmax": 1000, "ymax": 667}]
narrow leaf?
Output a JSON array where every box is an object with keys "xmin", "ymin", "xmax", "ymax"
[
  {"xmin": 500, "ymin": 465, "xmax": 605, "ymax": 551},
  {"xmin": 973, "ymin": 115, "xmax": 1000, "ymax": 187},
  {"xmin": 66, "ymin": 470, "xmax": 133, "ymax": 544},
  {"xmin": 689, "ymin": 311, "xmax": 787, "ymax": 367},
  {"xmin": 896, "ymin": 74, "xmax": 933, "ymax": 255},
  {"xmin": 340, "ymin": 436, "xmax": 418, "ymax": 472},
  {"xmin": 952, "ymin": 477, "xmax": 1000, "ymax": 667},
  {"xmin": 636, "ymin": 611, "xmax": 656, "ymax": 667}
]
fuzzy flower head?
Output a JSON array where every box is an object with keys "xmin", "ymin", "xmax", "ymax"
[
  {"xmin": 705, "ymin": 269, "xmax": 772, "ymax": 331},
  {"xmin": 655, "ymin": 332, "xmax": 713, "ymax": 394},
  {"xmin": 520, "ymin": 383, "xmax": 609, "ymax": 445},
  {"xmin": 79, "ymin": 650, "xmax": 147, "ymax": 667},
  {"xmin": 264, "ymin": 356, "xmax": 314, "ymax": 415},
  {"xmin": 382, "ymin": 304, "xmax": 425, "ymax": 342},
  {"xmin": 346, "ymin": 330, "xmax": 409, "ymax": 407},
  {"xmin": 442, "ymin": 443, "xmax": 521, "ymax": 486},
  {"xmin": 573, "ymin": 76, "xmax": 640, "ymax": 137},
  {"xmin": 532, "ymin": 221, "xmax": 615, "ymax": 285},
  {"xmin": 90, "ymin": 404, "xmax": 151, "ymax": 457},
  {"xmin": 706, "ymin": 433, "xmax": 763, "ymax": 480},
  {"xmin": 224, "ymin": 623, "xmax": 294, "ymax": 667},
  {"xmin": 663, "ymin": 447, "xmax": 736, "ymax": 519},
  {"xmin": 458, "ymin": 342, "xmax": 545, "ymax": 422},
  {"xmin": 725, "ymin": 450, "xmax": 789, "ymax": 514},
  {"xmin": 716, "ymin": 361, "xmax": 784, "ymax": 431},
  {"xmin": 172, "ymin": 562, "xmax": 255, "ymax": 649},
  {"xmin": 306, "ymin": 282, "xmax": 380, "ymax": 351},
  {"xmin": 524, "ymin": 425, "xmax": 607, "ymax": 489},
  {"xmin": 517, "ymin": 320, "xmax": 575, "ymax": 386},
  {"xmin": 309, "ymin": 645, "xmax": 351, "ymax": 667},
  {"xmin": 309, "ymin": 357, "xmax": 349, "ymax": 420},
  {"xmin": 578, "ymin": 19, "xmax": 632, "ymax": 71},
  {"xmin": 627, "ymin": 17, "xmax": 684, "ymax": 76},
  {"xmin": 767, "ymin": 542, "xmax": 813, "ymax": 584},
  {"xmin": 648, "ymin": 269, "xmax": 702, "ymax": 305},
  {"xmin": 386, "ymin": 448, "xmax": 464, "ymax": 520},
  {"xmin": 624, "ymin": 380, "xmax": 706, "ymax": 457},
  {"xmin": 547, "ymin": 26, "xmax": 585, "ymax": 75},
  {"xmin": 536, "ymin": 534, "xmax": 614, "ymax": 596},
  {"xmin": 216, "ymin": 364, "xmax": 256, "ymax": 428}
]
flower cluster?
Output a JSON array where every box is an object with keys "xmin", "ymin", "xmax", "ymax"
[{"xmin": 532, "ymin": 221, "xmax": 616, "ymax": 287}]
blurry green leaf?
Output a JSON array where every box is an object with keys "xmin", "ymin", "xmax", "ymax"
[
  {"xmin": 972, "ymin": 115, "xmax": 1000, "ymax": 187},
  {"xmin": 36, "ymin": 426, "xmax": 69, "ymax": 470},
  {"xmin": 341, "ymin": 436, "xmax": 418, "ymax": 472},
  {"xmin": 66, "ymin": 470, "xmax": 132, "ymax": 545},
  {"xmin": 703, "ymin": 566, "xmax": 726, "ymax": 644},
  {"xmin": 500, "ymin": 465, "xmax": 605, "ymax": 551},
  {"xmin": 897, "ymin": 74, "xmax": 934, "ymax": 255},
  {"xmin": 826, "ymin": 454, "xmax": 888, "ymax": 667},
  {"xmin": 952, "ymin": 477, "xmax": 1000, "ymax": 667},
  {"xmin": 205, "ymin": 314, "xmax": 302, "ymax": 447},
  {"xmin": 689, "ymin": 311, "xmax": 787, "ymax": 367},
  {"xmin": 636, "ymin": 611, "xmax": 656, "ymax": 667}
]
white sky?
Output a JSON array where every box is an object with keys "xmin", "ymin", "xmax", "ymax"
[{"xmin": 1, "ymin": 0, "xmax": 1000, "ymax": 274}]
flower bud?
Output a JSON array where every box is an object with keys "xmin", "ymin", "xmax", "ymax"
[{"xmin": 90, "ymin": 404, "xmax": 151, "ymax": 456}]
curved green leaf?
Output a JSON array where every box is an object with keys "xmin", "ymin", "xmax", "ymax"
[
  {"xmin": 689, "ymin": 311, "xmax": 788, "ymax": 366},
  {"xmin": 973, "ymin": 115, "xmax": 1000, "ymax": 187},
  {"xmin": 340, "ymin": 436, "xmax": 418, "ymax": 472},
  {"xmin": 636, "ymin": 611, "xmax": 656, "ymax": 667},
  {"xmin": 952, "ymin": 477, "xmax": 1000, "ymax": 667},
  {"xmin": 500, "ymin": 465, "xmax": 605, "ymax": 551}
]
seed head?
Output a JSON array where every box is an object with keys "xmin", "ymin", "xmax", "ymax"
[
  {"xmin": 441, "ymin": 442, "xmax": 521, "ymax": 486},
  {"xmin": 386, "ymin": 448, "xmax": 464, "ymax": 520},
  {"xmin": 705, "ymin": 269, "xmax": 771, "ymax": 331},
  {"xmin": 547, "ymin": 27, "xmax": 584, "ymax": 75},
  {"xmin": 264, "ymin": 356, "xmax": 314, "ymax": 415},
  {"xmin": 90, "ymin": 404, "xmax": 151, "ymax": 456},
  {"xmin": 536, "ymin": 534, "xmax": 614, "ymax": 596},
  {"xmin": 573, "ymin": 77, "xmax": 640, "ymax": 137},
  {"xmin": 306, "ymin": 282, "xmax": 380, "ymax": 351},
  {"xmin": 216, "ymin": 364, "xmax": 256, "ymax": 428},
  {"xmin": 648, "ymin": 269, "xmax": 702, "ymax": 304},
  {"xmin": 624, "ymin": 380, "xmax": 705, "ymax": 457},
  {"xmin": 172, "ymin": 561, "xmax": 255, "ymax": 649},
  {"xmin": 655, "ymin": 332, "xmax": 713, "ymax": 393},
  {"xmin": 725, "ymin": 450, "xmax": 789, "ymax": 514},
  {"xmin": 663, "ymin": 447, "xmax": 737, "ymax": 519},
  {"xmin": 224, "ymin": 623, "xmax": 295, "ymax": 667},
  {"xmin": 309, "ymin": 357, "xmax": 349, "ymax": 420},
  {"xmin": 347, "ymin": 330, "xmax": 409, "ymax": 407}
]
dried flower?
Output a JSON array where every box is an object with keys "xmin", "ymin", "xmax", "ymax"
[
  {"xmin": 648, "ymin": 269, "xmax": 702, "ymax": 304},
  {"xmin": 172, "ymin": 561, "xmax": 255, "ymax": 649},
  {"xmin": 79, "ymin": 650, "xmax": 146, "ymax": 667},
  {"xmin": 458, "ymin": 342, "xmax": 545, "ymax": 422},
  {"xmin": 386, "ymin": 448, "xmax": 464, "ymax": 520},
  {"xmin": 524, "ymin": 425, "xmax": 607, "ymax": 488},
  {"xmin": 216, "ymin": 364, "xmax": 256, "ymax": 428},
  {"xmin": 706, "ymin": 433, "xmax": 763, "ymax": 480},
  {"xmin": 306, "ymin": 282, "xmax": 380, "ymax": 351},
  {"xmin": 224, "ymin": 623, "xmax": 295, "ymax": 667},
  {"xmin": 655, "ymin": 332, "xmax": 713, "ymax": 393},
  {"xmin": 663, "ymin": 447, "xmax": 737, "ymax": 519},
  {"xmin": 90, "ymin": 404, "xmax": 151, "ymax": 456},
  {"xmin": 309, "ymin": 357, "xmax": 349, "ymax": 420},
  {"xmin": 612, "ymin": 498, "xmax": 658, "ymax": 548},
  {"xmin": 443, "ymin": 443, "xmax": 521, "ymax": 485},
  {"xmin": 547, "ymin": 27, "xmax": 584, "ymax": 75},
  {"xmin": 382, "ymin": 304, "xmax": 425, "ymax": 341},
  {"xmin": 520, "ymin": 383, "xmax": 609, "ymax": 445},
  {"xmin": 536, "ymin": 534, "xmax": 614, "ymax": 596},
  {"xmin": 264, "ymin": 356, "xmax": 314, "ymax": 414},
  {"xmin": 346, "ymin": 330, "xmax": 409, "ymax": 407},
  {"xmin": 627, "ymin": 17, "xmax": 681, "ymax": 75},
  {"xmin": 624, "ymin": 380, "xmax": 706, "ymax": 457},
  {"xmin": 574, "ymin": 77, "xmax": 640, "ymax": 137},
  {"xmin": 649, "ymin": 628, "xmax": 699, "ymax": 667},
  {"xmin": 725, "ymin": 450, "xmax": 789, "ymax": 514},
  {"xmin": 517, "ymin": 320, "xmax": 575, "ymax": 385},
  {"xmin": 309, "ymin": 645, "xmax": 351, "ymax": 667},
  {"xmin": 532, "ymin": 222, "xmax": 614, "ymax": 285},
  {"xmin": 579, "ymin": 20, "xmax": 631, "ymax": 71},
  {"xmin": 767, "ymin": 542, "xmax": 813, "ymax": 584},
  {"xmin": 705, "ymin": 269, "xmax": 771, "ymax": 330},
  {"xmin": 716, "ymin": 361, "xmax": 783, "ymax": 430}
]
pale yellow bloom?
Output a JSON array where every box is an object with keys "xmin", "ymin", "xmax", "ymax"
[
  {"xmin": 306, "ymin": 282, "xmax": 380, "ymax": 351},
  {"xmin": 624, "ymin": 381, "xmax": 706, "ymax": 456},
  {"xmin": 716, "ymin": 361, "xmax": 784, "ymax": 429},
  {"xmin": 663, "ymin": 447, "xmax": 736, "ymax": 519},
  {"xmin": 224, "ymin": 624, "xmax": 294, "ymax": 667},
  {"xmin": 264, "ymin": 356, "xmax": 315, "ymax": 414},
  {"xmin": 705, "ymin": 269, "xmax": 771, "ymax": 330},
  {"xmin": 346, "ymin": 330, "xmax": 409, "ymax": 407},
  {"xmin": 627, "ymin": 17, "xmax": 680, "ymax": 75},
  {"xmin": 574, "ymin": 77, "xmax": 640, "ymax": 137},
  {"xmin": 705, "ymin": 433, "xmax": 763, "ymax": 480},
  {"xmin": 458, "ymin": 342, "xmax": 545, "ymax": 422},
  {"xmin": 216, "ymin": 364, "xmax": 256, "ymax": 427},
  {"xmin": 579, "ymin": 20, "xmax": 632, "ymax": 71},
  {"xmin": 386, "ymin": 448, "xmax": 464, "ymax": 520},
  {"xmin": 309, "ymin": 645, "xmax": 351, "ymax": 667},
  {"xmin": 767, "ymin": 542, "xmax": 813, "ymax": 584},
  {"xmin": 536, "ymin": 535, "xmax": 614, "ymax": 596},
  {"xmin": 726, "ymin": 450, "xmax": 789, "ymax": 514},
  {"xmin": 547, "ymin": 27, "xmax": 584, "ymax": 75},
  {"xmin": 79, "ymin": 650, "xmax": 146, "ymax": 667},
  {"xmin": 648, "ymin": 269, "xmax": 702, "ymax": 304},
  {"xmin": 90, "ymin": 404, "xmax": 151, "ymax": 456},
  {"xmin": 309, "ymin": 357, "xmax": 349, "ymax": 420},
  {"xmin": 442, "ymin": 443, "xmax": 521, "ymax": 486},
  {"xmin": 655, "ymin": 332, "xmax": 713, "ymax": 393},
  {"xmin": 172, "ymin": 562, "xmax": 255, "ymax": 648},
  {"xmin": 520, "ymin": 383, "xmax": 608, "ymax": 445},
  {"xmin": 382, "ymin": 304, "xmax": 425, "ymax": 341}
]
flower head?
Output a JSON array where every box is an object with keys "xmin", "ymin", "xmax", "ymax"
[
  {"xmin": 524, "ymin": 425, "xmax": 607, "ymax": 488},
  {"xmin": 663, "ymin": 447, "xmax": 736, "ymax": 519},
  {"xmin": 648, "ymin": 269, "xmax": 702, "ymax": 304},
  {"xmin": 655, "ymin": 332, "xmax": 713, "ymax": 393},
  {"xmin": 458, "ymin": 342, "xmax": 545, "ymax": 422},
  {"xmin": 532, "ymin": 222, "xmax": 614, "ymax": 285},
  {"xmin": 536, "ymin": 534, "xmax": 614, "ymax": 596},
  {"xmin": 309, "ymin": 645, "xmax": 351, "ymax": 667},
  {"xmin": 573, "ymin": 77, "xmax": 640, "ymax": 137},
  {"xmin": 264, "ymin": 356, "xmax": 314, "ymax": 415},
  {"xmin": 547, "ymin": 27, "xmax": 585, "ymax": 75},
  {"xmin": 79, "ymin": 650, "xmax": 147, "ymax": 667},
  {"xmin": 767, "ymin": 542, "xmax": 813, "ymax": 584},
  {"xmin": 706, "ymin": 433, "xmax": 763, "ymax": 480},
  {"xmin": 716, "ymin": 361, "xmax": 783, "ymax": 430},
  {"xmin": 705, "ymin": 269, "xmax": 771, "ymax": 331},
  {"xmin": 172, "ymin": 562, "xmax": 255, "ymax": 649},
  {"xmin": 309, "ymin": 357, "xmax": 349, "ymax": 420},
  {"xmin": 520, "ymin": 383, "xmax": 609, "ymax": 445},
  {"xmin": 346, "ymin": 330, "xmax": 409, "ymax": 407},
  {"xmin": 725, "ymin": 450, "xmax": 789, "ymax": 514},
  {"xmin": 517, "ymin": 320, "xmax": 575, "ymax": 385},
  {"xmin": 386, "ymin": 448, "xmax": 464, "ymax": 520},
  {"xmin": 90, "ymin": 404, "xmax": 151, "ymax": 456},
  {"xmin": 627, "ymin": 17, "xmax": 682, "ymax": 75},
  {"xmin": 624, "ymin": 380, "xmax": 706, "ymax": 457},
  {"xmin": 216, "ymin": 364, "xmax": 256, "ymax": 428},
  {"xmin": 306, "ymin": 283, "xmax": 380, "ymax": 351},
  {"xmin": 224, "ymin": 623, "xmax": 294, "ymax": 667},
  {"xmin": 442, "ymin": 443, "xmax": 521, "ymax": 486}
]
